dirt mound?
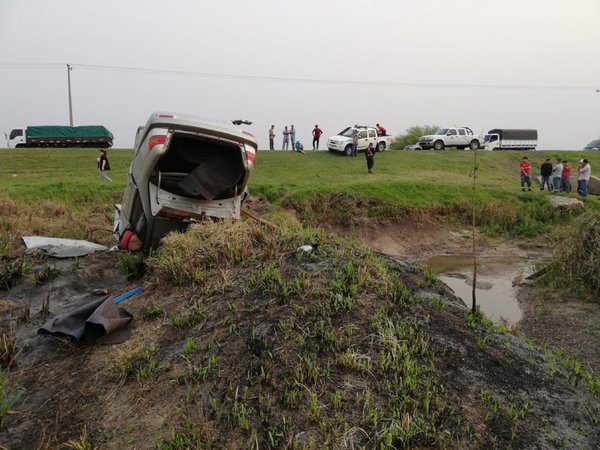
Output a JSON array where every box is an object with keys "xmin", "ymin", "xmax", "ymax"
[{"xmin": 1, "ymin": 221, "xmax": 598, "ymax": 449}]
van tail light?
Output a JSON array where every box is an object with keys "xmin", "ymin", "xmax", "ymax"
[
  {"xmin": 245, "ymin": 146, "xmax": 256, "ymax": 165},
  {"xmin": 148, "ymin": 135, "xmax": 166, "ymax": 151}
]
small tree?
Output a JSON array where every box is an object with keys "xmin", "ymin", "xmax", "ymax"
[{"xmin": 389, "ymin": 125, "xmax": 439, "ymax": 150}]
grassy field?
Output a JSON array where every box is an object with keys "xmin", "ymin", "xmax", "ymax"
[
  {"xmin": 0, "ymin": 147, "xmax": 599, "ymax": 254},
  {"xmin": 2, "ymin": 147, "xmax": 599, "ymax": 205}
]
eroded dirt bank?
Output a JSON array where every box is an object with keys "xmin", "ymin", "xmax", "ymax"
[
  {"xmin": 0, "ymin": 216, "xmax": 599, "ymax": 449},
  {"xmin": 343, "ymin": 220, "xmax": 600, "ymax": 374}
]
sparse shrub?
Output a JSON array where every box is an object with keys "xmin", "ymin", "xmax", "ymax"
[
  {"xmin": 0, "ymin": 257, "xmax": 27, "ymax": 290},
  {"xmin": 0, "ymin": 332, "xmax": 17, "ymax": 369},
  {"xmin": 112, "ymin": 344, "xmax": 169, "ymax": 382},
  {"xmin": 142, "ymin": 303, "xmax": 163, "ymax": 318},
  {"xmin": 544, "ymin": 215, "xmax": 600, "ymax": 299},
  {"xmin": 0, "ymin": 369, "xmax": 22, "ymax": 429},
  {"xmin": 182, "ymin": 338, "xmax": 197, "ymax": 357},
  {"xmin": 119, "ymin": 252, "xmax": 146, "ymax": 280},
  {"xmin": 60, "ymin": 430, "xmax": 94, "ymax": 450},
  {"xmin": 171, "ymin": 300, "xmax": 206, "ymax": 328},
  {"xmin": 388, "ymin": 125, "xmax": 439, "ymax": 150}
]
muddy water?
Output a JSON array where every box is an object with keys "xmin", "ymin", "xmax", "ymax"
[{"xmin": 422, "ymin": 255, "xmax": 539, "ymax": 325}]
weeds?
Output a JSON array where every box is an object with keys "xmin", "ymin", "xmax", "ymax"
[
  {"xmin": 0, "ymin": 257, "xmax": 27, "ymax": 290},
  {"xmin": 142, "ymin": 302, "xmax": 163, "ymax": 318},
  {"xmin": 0, "ymin": 369, "xmax": 22, "ymax": 429},
  {"xmin": 0, "ymin": 330, "xmax": 17, "ymax": 369},
  {"xmin": 182, "ymin": 338, "xmax": 197, "ymax": 357},
  {"xmin": 544, "ymin": 215, "xmax": 600, "ymax": 299},
  {"xmin": 156, "ymin": 416, "xmax": 216, "ymax": 449},
  {"xmin": 171, "ymin": 300, "xmax": 206, "ymax": 328},
  {"xmin": 480, "ymin": 389, "xmax": 528, "ymax": 440},
  {"xmin": 119, "ymin": 252, "xmax": 146, "ymax": 280},
  {"xmin": 112, "ymin": 344, "xmax": 169, "ymax": 382},
  {"xmin": 60, "ymin": 429, "xmax": 94, "ymax": 450}
]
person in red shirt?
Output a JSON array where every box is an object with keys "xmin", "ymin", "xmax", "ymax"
[
  {"xmin": 312, "ymin": 125, "xmax": 323, "ymax": 151},
  {"xmin": 519, "ymin": 156, "xmax": 532, "ymax": 191},
  {"xmin": 376, "ymin": 123, "xmax": 387, "ymax": 136},
  {"xmin": 561, "ymin": 160, "xmax": 571, "ymax": 193}
]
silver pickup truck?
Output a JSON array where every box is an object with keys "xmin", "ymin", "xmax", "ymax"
[
  {"xmin": 418, "ymin": 127, "xmax": 482, "ymax": 150},
  {"xmin": 114, "ymin": 112, "xmax": 257, "ymax": 252}
]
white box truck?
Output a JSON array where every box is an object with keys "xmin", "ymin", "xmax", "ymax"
[{"xmin": 483, "ymin": 129, "xmax": 537, "ymax": 150}]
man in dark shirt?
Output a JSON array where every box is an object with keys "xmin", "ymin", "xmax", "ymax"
[{"xmin": 540, "ymin": 158, "xmax": 553, "ymax": 191}]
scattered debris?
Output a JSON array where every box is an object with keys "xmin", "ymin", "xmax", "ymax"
[
  {"xmin": 296, "ymin": 243, "xmax": 320, "ymax": 253},
  {"xmin": 38, "ymin": 296, "xmax": 133, "ymax": 344},
  {"xmin": 22, "ymin": 236, "xmax": 108, "ymax": 258},
  {"xmin": 92, "ymin": 288, "xmax": 110, "ymax": 296},
  {"xmin": 113, "ymin": 286, "xmax": 142, "ymax": 304}
]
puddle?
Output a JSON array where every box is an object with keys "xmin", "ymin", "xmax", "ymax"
[{"xmin": 422, "ymin": 255, "xmax": 539, "ymax": 325}]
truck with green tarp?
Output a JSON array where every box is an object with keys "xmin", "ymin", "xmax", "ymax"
[{"xmin": 5, "ymin": 125, "xmax": 114, "ymax": 148}]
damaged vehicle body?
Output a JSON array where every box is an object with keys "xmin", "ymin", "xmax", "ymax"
[{"xmin": 114, "ymin": 112, "xmax": 257, "ymax": 252}]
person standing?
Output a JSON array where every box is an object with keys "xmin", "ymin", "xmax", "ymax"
[
  {"xmin": 351, "ymin": 129, "xmax": 359, "ymax": 157},
  {"xmin": 540, "ymin": 158, "xmax": 553, "ymax": 191},
  {"xmin": 312, "ymin": 124, "xmax": 323, "ymax": 151},
  {"xmin": 520, "ymin": 156, "xmax": 531, "ymax": 191},
  {"xmin": 365, "ymin": 142, "xmax": 375, "ymax": 173},
  {"xmin": 268, "ymin": 125, "xmax": 275, "ymax": 150},
  {"xmin": 282, "ymin": 126, "xmax": 290, "ymax": 150},
  {"xmin": 552, "ymin": 158, "xmax": 563, "ymax": 192},
  {"xmin": 98, "ymin": 149, "xmax": 112, "ymax": 182},
  {"xmin": 561, "ymin": 160, "xmax": 571, "ymax": 193},
  {"xmin": 289, "ymin": 125, "xmax": 296, "ymax": 149},
  {"xmin": 578, "ymin": 159, "xmax": 591, "ymax": 197}
]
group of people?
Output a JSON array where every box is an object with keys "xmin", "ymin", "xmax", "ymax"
[
  {"xmin": 519, "ymin": 156, "xmax": 592, "ymax": 197},
  {"xmin": 268, "ymin": 124, "xmax": 323, "ymax": 152}
]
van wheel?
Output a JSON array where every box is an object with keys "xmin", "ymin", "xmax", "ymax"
[
  {"xmin": 469, "ymin": 140, "xmax": 480, "ymax": 150},
  {"xmin": 344, "ymin": 145, "xmax": 353, "ymax": 156},
  {"xmin": 433, "ymin": 140, "xmax": 444, "ymax": 150},
  {"xmin": 376, "ymin": 142, "xmax": 385, "ymax": 152}
]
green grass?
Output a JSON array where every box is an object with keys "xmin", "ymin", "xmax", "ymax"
[
  {"xmin": 1, "ymin": 147, "xmax": 599, "ymax": 206},
  {"xmin": 1, "ymin": 147, "xmax": 599, "ymax": 255}
]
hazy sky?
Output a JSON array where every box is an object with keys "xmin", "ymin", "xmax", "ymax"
[{"xmin": 1, "ymin": 0, "xmax": 599, "ymax": 149}]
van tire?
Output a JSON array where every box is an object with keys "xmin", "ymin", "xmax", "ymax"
[{"xmin": 433, "ymin": 140, "xmax": 444, "ymax": 150}]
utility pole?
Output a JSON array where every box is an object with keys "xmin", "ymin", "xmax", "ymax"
[
  {"xmin": 471, "ymin": 146, "xmax": 478, "ymax": 314},
  {"xmin": 67, "ymin": 64, "xmax": 73, "ymax": 126}
]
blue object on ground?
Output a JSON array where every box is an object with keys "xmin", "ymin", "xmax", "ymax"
[{"xmin": 113, "ymin": 286, "xmax": 143, "ymax": 304}]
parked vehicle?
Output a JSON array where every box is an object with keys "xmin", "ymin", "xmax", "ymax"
[
  {"xmin": 327, "ymin": 126, "xmax": 393, "ymax": 155},
  {"xmin": 483, "ymin": 129, "xmax": 537, "ymax": 150},
  {"xmin": 584, "ymin": 139, "xmax": 600, "ymax": 150},
  {"xmin": 5, "ymin": 125, "xmax": 113, "ymax": 148},
  {"xmin": 417, "ymin": 127, "xmax": 482, "ymax": 150},
  {"xmin": 114, "ymin": 112, "xmax": 257, "ymax": 252},
  {"xmin": 404, "ymin": 144, "xmax": 422, "ymax": 150}
]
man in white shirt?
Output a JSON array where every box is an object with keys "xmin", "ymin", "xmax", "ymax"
[
  {"xmin": 577, "ymin": 159, "xmax": 591, "ymax": 197},
  {"xmin": 551, "ymin": 158, "xmax": 563, "ymax": 192}
]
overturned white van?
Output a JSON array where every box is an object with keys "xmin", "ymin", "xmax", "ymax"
[{"xmin": 114, "ymin": 112, "xmax": 257, "ymax": 252}]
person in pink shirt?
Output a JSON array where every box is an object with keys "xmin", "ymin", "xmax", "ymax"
[
  {"xmin": 519, "ymin": 156, "xmax": 532, "ymax": 191},
  {"xmin": 560, "ymin": 160, "xmax": 571, "ymax": 193},
  {"xmin": 312, "ymin": 125, "xmax": 323, "ymax": 151}
]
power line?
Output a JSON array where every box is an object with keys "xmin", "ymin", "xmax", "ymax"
[{"xmin": 0, "ymin": 62, "xmax": 596, "ymax": 91}]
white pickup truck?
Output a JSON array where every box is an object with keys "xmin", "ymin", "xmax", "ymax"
[
  {"xmin": 327, "ymin": 126, "xmax": 393, "ymax": 156},
  {"xmin": 418, "ymin": 127, "xmax": 482, "ymax": 150}
]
